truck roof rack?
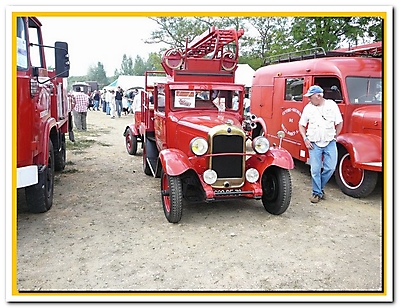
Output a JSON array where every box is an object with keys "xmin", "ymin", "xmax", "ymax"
[{"xmin": 263, "ymin": 42, "xmax": 382, "ymax": 66}]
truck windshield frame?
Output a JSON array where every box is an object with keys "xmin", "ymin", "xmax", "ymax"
[{"xmin": 170, "ymin": 89, "xmax": 241, "ymax": 111}]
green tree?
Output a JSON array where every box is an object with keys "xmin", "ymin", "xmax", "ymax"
[
  {"xmin": 87, "ymin": 62, "xmax": 108, "ymax": 89},
  {"xmin": 145, "ymin": 52, "xmax": 163, "ymax": 71},
  {"xmin": 290, "ymin": 17, "xmax": 383, "ymax": 51},
  {"xmin": 119, "ymin": 54, "xmax": 134, "ymax": 75},
  {"xmin": 132, "ymin": 55, "xmax": 147, "ymax": 75},
  {"xmin": 146, "ymin": 17, "xmax": 209, "ymax": 49}
]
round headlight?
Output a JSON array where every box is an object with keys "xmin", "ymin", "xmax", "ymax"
[
  {"xmin": 252, "ymin": 136, "xmax": 270, "ymax": 154},
  {"xmin": 203, "ymin": 169, "xmax": 217, "ymax": 185},
  {"xmin": 245, "ymin": 168, "xmax": 259, "ymax": 183},
  {"xmin": 190, "ymin": 137, "xmax": 208, "ymax": 156}
]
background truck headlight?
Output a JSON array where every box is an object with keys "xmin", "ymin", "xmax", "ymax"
[{"xmin": 252, "ymin": 136, "xmax": 270, "ymax": 154}]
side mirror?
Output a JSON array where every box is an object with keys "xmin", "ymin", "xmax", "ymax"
[{"xmin": 55, "ymin": 41, "xmax": 70, "ymax": 77}]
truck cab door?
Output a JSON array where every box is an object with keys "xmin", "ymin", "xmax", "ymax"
[
  {"xmin": 273, "ymin": 77, "xmax": 306, "ymax": 161},
  {"xmin": 153, "ymin": 85, "xmax": 167, "ymax": 150}
]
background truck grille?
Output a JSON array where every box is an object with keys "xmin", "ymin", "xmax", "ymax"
[{"xmin": 211, "ymin": 135, "xmax": 244, "ymax": 178}]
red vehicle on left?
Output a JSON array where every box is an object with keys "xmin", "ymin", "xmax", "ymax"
[{"xmin": 16, "ymin": 16, "xmax": 72, "ymax": 213}]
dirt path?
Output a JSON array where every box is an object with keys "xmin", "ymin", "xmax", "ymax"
[{"xmin": 16, "ymin": 109, "xmax": 383, "ymax": 297}]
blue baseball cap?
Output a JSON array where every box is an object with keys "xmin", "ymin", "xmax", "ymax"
[{"xmin": 304, "ymin": 85, "xmax": 323, "ymax": 97}]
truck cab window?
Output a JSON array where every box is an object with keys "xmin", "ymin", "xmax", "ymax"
[
  {"xmin": 314, "ymin": 77, "xmax": 343, "ymax": 103},
  {"xmin": 28, "ymin": 25, "xmax": 43, "ymax": 68},
  {"xmin": 16, "ymin": 17, "xmax": 28, "ymax": 70},
  {"xmin": 285, "ymin": 78, "xmax": 304, "ymax": 101}
]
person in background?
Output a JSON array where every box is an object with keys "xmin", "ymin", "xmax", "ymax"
[
  {"xmin": 105, "ymin": 88, "xmax": 114, "ymax": 115},
  {"xmin": 232, "ymin": 92, "xmax": 239, "ymax": 111},
  {"xmin": 115, "ymin": 86, "xmax": 124, "ymax": 118},
  {"xmin": 72, "ymin": 87, "xmax": 90, "ymax": 131},
  {"xmin": 298, "ymin": 85, "xmax": 343, "ymax": 203},
  {"xmin": 109, "ymin": 89, "xmax": 116, "ymax": 119},
  {"xmin": 92, "ymin": 90, "xmax": 101, "ymax": 111},
  {"xmin": 243, "ymin": 93, "xmax": 250, "ymax": 115},
  {"xmin": 102, "ymin": 89, "xmax": 107, "ymax": 113}
]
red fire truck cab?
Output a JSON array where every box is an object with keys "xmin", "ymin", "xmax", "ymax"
[
  {"xmin": 124, "ymin": 26, "xmax": 294, "ymax": 223},
  {"xmin": 250, "ymin": 43, "xmax": 382, "ymax": 198},
  {"xmin": 16, "ymin": 17, "xmax": 72, "ymax": 213}
]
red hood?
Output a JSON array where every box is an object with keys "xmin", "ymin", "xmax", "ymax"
[
  {"xmin": 177, "ymin": 112, "xmax": 242, "ymax": 133},
  {"xmin": 351, "ymin": 105, "xmax": 382, "ymax": 135}
]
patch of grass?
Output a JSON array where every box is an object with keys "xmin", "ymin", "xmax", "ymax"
[
  {"xmin": 66, "ymin": 161, "xmax": 76, "ymax": 166},
  {"xmin": 71, "ymin": 150, "xmax": 87, "ymax": 155},
  {"xmin": 98, "ymin": 142, "xmax": 111, "ymax": 147},
  {"xmin": 67, "ymin": 139, "xmax": 96, "ymax": 150},
  {"xmin": 61, "ymin": 168, "xmax": 80, "ymax": 174}
]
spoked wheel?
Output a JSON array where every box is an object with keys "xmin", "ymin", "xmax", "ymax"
[
  {"xmin": 161, "ymin": 170, "xmax": 183, "ymax": 223},
  {"xmin": 125, "ymin": 128, "xmax": 138, "ymax": 155},
  {"xmin": 334, "ymin": 150, "xmax": 378, "ymax": 198},
  {"xmin": 261, "ymin": 166, "xmax": 292, "ymax": 215}
]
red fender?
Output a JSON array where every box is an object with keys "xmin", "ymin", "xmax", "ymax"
[
  {"xmin": 337, "ymin": 133, "xmax": 382, "ymax": 172},
  {"xmin": 253, "ymin": 116, "xmax": 267, "ymax": 135},
  {"xmin": 124, "ymin": 123, "xmax": 139, "ymax": 136},
  {"xmin": 37, "ymin": 117, "xmax": 57, "ymax": 166},
  {"xmin": 246, "ymin": 148, "xmax": 294, "ymax": 175},
  {"xmin": 159, "ymin": 148, "xmax": 192, "ymax": 176}
]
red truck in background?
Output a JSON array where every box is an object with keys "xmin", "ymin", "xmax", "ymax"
[
  {"xmin": 124, "ymin": 26, "xmax": 294, "ymax": 223},
  {"xmin": 250, "ymin": 42, "xmax": 382, "ymax": 198},
  {"xmin": 16, "ymin": 16, "xmax": 72, "ymax": 213}
]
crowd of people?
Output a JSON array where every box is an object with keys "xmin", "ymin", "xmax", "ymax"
[{"xmin": 68, "ymin": 86, "xmax": 139, "ymax": 128}]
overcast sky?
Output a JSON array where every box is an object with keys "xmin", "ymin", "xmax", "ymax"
[{"xmin": 40, "ymin": 16, "xmax": 166, "ymax": 77}]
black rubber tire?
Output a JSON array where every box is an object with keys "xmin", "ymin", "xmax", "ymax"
[
  {"xmin": 125, "ymin": 128, "xmax": 137, "ymax": 155},
  {"xmin": 25, "ymin": 140, "xmax": 55, "ymax": 213},
  {"xmin": 161, "ymin": 170, "xmax": 183, "ymax": 223},
  {"xmin": 261, "ymin": 166, "xmax": 292, "ymax": 215},
  {"xmin": 334, "ymin": 149, "xmax": 378, "ymax": 198},
  {"xmin": 54, "ymin": 134, "xmax": 66, "ymax": 171}
]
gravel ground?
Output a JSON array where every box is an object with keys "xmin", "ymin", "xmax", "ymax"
[{"xmin": 15, "ymin": 109, "xmax": 384, "ymax": 301}]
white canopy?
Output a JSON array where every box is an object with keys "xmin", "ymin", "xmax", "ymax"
[
  {"xmin": 104, "ymin": 75, "xmax": 166, "ymax": 92},
  {"xmin": 235, "ymin": 64, "xmax": 255, "ymax": 88}
]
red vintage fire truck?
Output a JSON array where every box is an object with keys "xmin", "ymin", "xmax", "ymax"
[
  {"xmin": 16, "ymin": 16, "xmax": 72, "ymax": 213},
  {"xmin": 250, "ymin": 42, "xmax": 382, "ymax": 198},
  {"xmin": 124, "ymin": 26, "xmax": 294, "ymax": 223}
]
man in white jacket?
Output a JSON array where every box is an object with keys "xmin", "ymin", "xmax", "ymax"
[{"xmin": 298, "ymin": 85, "xmax": 343, "ymax": 203}]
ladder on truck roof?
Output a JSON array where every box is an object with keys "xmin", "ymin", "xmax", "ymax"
[
  {"xmin": 161, "ymin": 26, "xmax": 244, "ymax": 78},
  {"xmin": 263, "ymin": 41, "xmax": 382, "ymax": 66}
]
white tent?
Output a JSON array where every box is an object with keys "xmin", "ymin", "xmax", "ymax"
[
  {"xmin": 104, "ymin": 75, "xmax": 166, "ymax": 91},
  {"xmin": 105, "ymin": 65, "xmax": 254, "ymax": 91},
  {"xmin": 235, "ymin": 64, "xmax": 255, "ymax": 88}
]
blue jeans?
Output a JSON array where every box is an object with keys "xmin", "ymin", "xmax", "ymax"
[
  {"xmin": 93, "ymin": 100, "xmax": 99, "ymax": 110},
  {"xmin": 308, "ymin": 141, "xmax": 338, "ymax": 197},
  {"xmin": 116, "ymin": 99, "xmax": 123, "ymax": 117}
]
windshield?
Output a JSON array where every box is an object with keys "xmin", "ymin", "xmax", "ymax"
[
  {"xmin": 346, "ymin": 77, "xmax": 382, "ymax": 104},
  {"xmin": 171, "ymin": 89, "xmax": 241, "ymax": 112}
]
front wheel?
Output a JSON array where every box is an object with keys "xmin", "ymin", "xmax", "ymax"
[
  {"xmin": 161, "ymin": 170, "xmax": 183, "ymax": 223},
  {"xmin": 25, "ymin": 139, "xmax": 55, "ymax": 213},
  {"xmin": 54, "ymin": 134, "xmax": 66, "ymax": 171},
  {"xmin": 334, "ymin": 150, "xmax": 378, "ymax": 198},
  {"xmin": 125, "ymin": 128, "xmax": 138, "ymax": 155},
  {"xmin": 261, "ymin": 166, "xmax": 292, "ymax": 215}
]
